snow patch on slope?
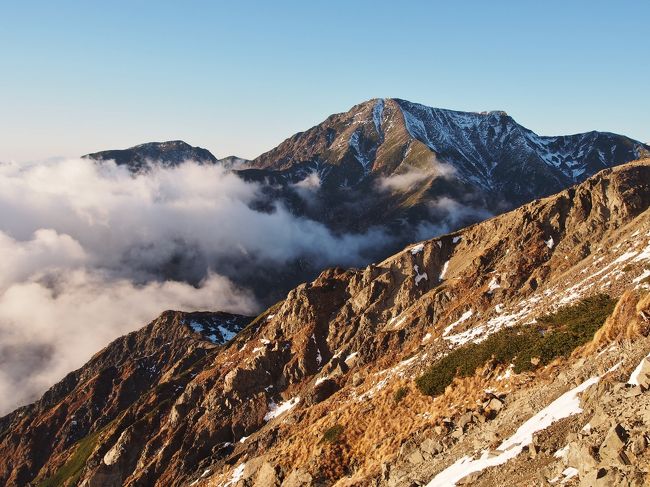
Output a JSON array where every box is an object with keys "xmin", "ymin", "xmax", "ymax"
[{"xmin": 426, "ymin": 375, "xmax": 600, "ymax": 486}]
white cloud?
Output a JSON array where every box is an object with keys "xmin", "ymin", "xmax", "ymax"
[
  {"xmin": 0, "ymin": 158, "xmax": 387, "ymax": 414},
  {"xmin": 377, "ymin": 161, "xmax": 457, "ymax": 192}
]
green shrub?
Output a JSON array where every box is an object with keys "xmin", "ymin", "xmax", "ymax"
[
  {"xmin": 513, "ymin": 293, "xmax": 616, "ymax": 372},
  {"xmin": 321, "ymin": 424, "xmax": 344, "ymax": 444},
  {"xmin": 416, "ymin": 294, "xmax": 616, "ymax": 396},
  {"xmin": 394, "ymin": 386, "xmax": 409, "ymax": 403},
  {"xmin": 37, "ymin": 429, "xmax": 103, "ymax": 487}
]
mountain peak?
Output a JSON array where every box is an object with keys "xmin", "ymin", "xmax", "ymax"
[
  {"xmin": 248, "ymin": 98, "xmax": 648, "ymax": 201},
  {"xmin": 83, "ymin": 140, "xmax": 218, "ymax": 171}
]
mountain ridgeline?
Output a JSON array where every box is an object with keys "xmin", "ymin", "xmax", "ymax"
[
  {"xmin": 2, "ymin": 157, "xmax": 650, "ymax": 486},
  {"xmin": 81, "ymin": 99, "xmax": 650, "ymax": 306},
  {"xmin": 86, "ymin": 100, "xmax": 649, "ymax": 237}
]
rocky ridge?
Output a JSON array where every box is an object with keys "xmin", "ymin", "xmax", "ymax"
[{"xmin": 1, "ymin": 159, "xmax": 650, "ymax": 486}]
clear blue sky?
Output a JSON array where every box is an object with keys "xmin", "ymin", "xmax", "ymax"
[{"xmin": 1, "ymin": 0, "xmax": 648, "ymax": 161}]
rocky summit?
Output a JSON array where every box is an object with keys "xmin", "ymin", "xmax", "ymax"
[
  {"xmin": 239, "ymin": 98, "xmax": 649, "ymax": 233},
  {"xmin": 2, "ymin": 157, "xmax": 650, "ymax": 486}
]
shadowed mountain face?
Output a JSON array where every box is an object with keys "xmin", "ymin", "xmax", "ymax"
[{"xmin": 2, "ymin": 159, "xmax": 649, "ymax": 486}]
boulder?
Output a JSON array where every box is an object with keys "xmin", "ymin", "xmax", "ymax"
[
  {"xmin": 407, "ymin": 449, "xmax": 425, "ymax": 465},
  {"xmin": 282, "ymin": 469, "xmax": 313, "ymax": 487},
  {"xmin": 457, "ymin": 412, "xmax": 473, "ymax": 430},
  {"xmin": 451, "ymin": 428, "xmax": 464, "ymax": 439},
  {"xmin": 599, "ymin": 424, "xmax": 630, "ymax": 466},
  {"xmin": 486, "ymin": 397, "xmax": 503, "ymax": 412},
  {"xmin": 567, "ymin": 442, "xmax": 598, "ymax": 477},
  {"xmin": 420, "ymin": 438, "xmax": 443, "ymax": 456},
  {"xmin": 254, "ymin": 462, "xmax": 280, "ymax": 487}
]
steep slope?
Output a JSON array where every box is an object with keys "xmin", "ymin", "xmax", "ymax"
[
  {"xmin": 2, "ymin": 158, "xmax": 649, "ymax": 486},
  {"xmin": 0, "ymin": 311, "xmax": 251, "ymax": 486}
]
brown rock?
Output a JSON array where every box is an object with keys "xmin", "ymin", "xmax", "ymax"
[
  {"xmin": 420, "ymin": 438, "xmax": 443, "ymax": 456},
  {"xmin": 407, "ymin": 450, "xmax": 425, "ymax": 465},
  {"xmin": 254, "ymin": 462, "xmax": 280, "ymax": 487},
  {"xmin": 567, "ymin": 442, "xmax": 598, "ymax": 477},
  {"xmin": 486, "ymin": 397, "xmax": 504, "ymax": 412},
  {"xmin": 282, "ymin": 469, "xmax": 313, "ymax": 487},
  {"xmin": 599, "ymin": 424, "xmax": 630, "ymax": 466}
]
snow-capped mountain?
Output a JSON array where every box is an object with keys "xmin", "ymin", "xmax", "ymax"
[
  {"xmin": 248, "ymin": 98, "xmax": 649, "ymax": 206},
  {"xmin": 76, "ymin": 100, "xmax": 649, "ymax": 307}
]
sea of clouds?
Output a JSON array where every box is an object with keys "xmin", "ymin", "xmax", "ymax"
[{"xmin": 0, "ymin": 158, "xmax": 392, "ymax": 414}]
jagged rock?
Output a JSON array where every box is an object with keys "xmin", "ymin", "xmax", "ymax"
[
  {"xmin": 282, "ymin": 469, "xmax": 313, "ymax": 487},
  {"xmin": 420, "ymin": 438, "xmax": 443, "ymax": 456},
  {"xmin": 567, "ymin": 442, "xmax": 598, "ymax": 477},
  {"xmin": 599, "ymin": 424, "xmax": 630, "ymax": 466},
  {"xmin": 628, "ymin": 435, "xmax": 647, "ymax": 456}
]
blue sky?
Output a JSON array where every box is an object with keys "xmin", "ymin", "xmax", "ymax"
[{"xmin": 1, "ymin": 0, "xmax": 648, "ymax": 161}]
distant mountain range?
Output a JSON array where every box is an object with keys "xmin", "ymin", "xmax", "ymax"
[
  {"xmin": 82, "ymin": 99, "xmax": 650, "ymax": 303},
  {"xmin": 85, "ymin": 140, "xmax": 249, "ymax": 171},
  {"xmin": 85, "ymin": 98, "xmax": 649, "ymax": 231}
]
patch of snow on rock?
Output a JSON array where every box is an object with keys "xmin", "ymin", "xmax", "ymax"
[
  {"xmin": 264, "ymin": 397, "xmax": 300, "ymax": 421},
  {"xmin": 439, "ymin": 260, "xmax": 449, "ymax": 280},
  {"xmin": 442, "ymin": 310, "xmax": 473, "ymax": 336},
  {"xmin": 223, "ymin": 462, "xmax": 246, "ymax": 487},
  {"xmin": 426, "ymin": 375, "xmax": 600, "ymax": 486},
  {"xmin": 628, "ymin": 354, "xmax": 650, "ymax": 385},
  {"xmin": 487, "ymin": 276, "xmax": 501, "ymax": 293}
]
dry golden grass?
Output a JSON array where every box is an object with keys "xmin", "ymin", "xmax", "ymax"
[
  {"xmin": 580, "ymin": 291, "xmax": 650, "ymax": 356},
  {"xmin": 267, "ymin": 359, "xmax": 530, "ymax": 484}
]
